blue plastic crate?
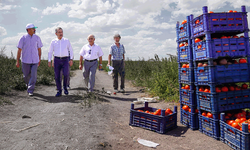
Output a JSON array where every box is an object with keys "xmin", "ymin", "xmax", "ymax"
[
  {"xmin": 177, "ymin": 44, "xmax": 193, "ymax": 62},
  {"xmin": 194, "ymin": 63, "xmax": 250, "ymax": 85},
  {"xmin": 179, "ymin": 67, "xmax": 194, "ymax": 83},
  {"xmin": 176, "ymin": 16, "xmax": 191, "ymax": 42},
  {"xmin": 180, "ymin": 108, "xmax": 199, "ymax": 130},
  {"xmin": 179, "ymin": 84, "xmax": 197, "ymax": 106},
  {"xmin": 193, "ymin": 38, "xmax": 249, "ymax": 60},
  {"xmin": 129, "ymin": 102, "xmax": 177, "ymax": 134},
  {"xmin": 197, "ymin": 89, "xmax": 250, "ymax": 113},
  {"xmin": 199, "ymin": 114, "xmax": 220, "ymax": 140},
  {"xmin": 220, "ymin": 113, "xmax": 250, "ymax": 150},
  {"xmin": 190, "ymin": 6, "xmax": 248, "ymax": 38}
]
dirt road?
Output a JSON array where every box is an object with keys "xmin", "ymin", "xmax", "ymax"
[{"xmin": 0, "ymin": 70, "xmax": 229, "ymax": 150}]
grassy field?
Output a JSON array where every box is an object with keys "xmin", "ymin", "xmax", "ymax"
[{"xmin": 0, "ymin": 46, "xmax": 179, "ymax": 102}]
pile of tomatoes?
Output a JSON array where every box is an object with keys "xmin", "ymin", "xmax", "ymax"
[
  {"xmin": 182, "ymin": 105, "xmax": 199, "ymax": 113},
  {"xmin": 224, "ymin": 110, "xmax": 250, "ymax": 132},
  {"xmin": 198, "ymin": 83, "xmax": 248, "ymax": 93},
  {"xmin": 181, "ymin": 84, "xmax": 190, "ymax": 90},
  {"xmin": 201, "ymin": 111, "xmax": 214, "ymax": 118},
  {"xmin": 181, "ymin": 63, "xmax": 190, "ymax": 69},
  {"xmin": 137, "ymin": 108, "xmax": 173, "ymax": 116}
]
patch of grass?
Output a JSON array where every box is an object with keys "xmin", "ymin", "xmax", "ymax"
[{"xmin": 0, "ymin": 96, "xmax": 14, "ymax": 106}]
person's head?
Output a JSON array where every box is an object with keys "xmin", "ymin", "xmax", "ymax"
[
  {"xmin": 87, "ymin": 34, "xmax": 95, "ymax": 45},
  {"xmin": 26, "ymin": 23, "xmax": 37, "ymax": 35},
  {"xmin": 113, "ymin": 34, "xmax": 121, "ymax": 43},
  {"xmin": 55, "ymin": 27, "xmax": 63, "ymax": 39}
]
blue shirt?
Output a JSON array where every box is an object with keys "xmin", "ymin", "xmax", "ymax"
[
  {"xmin": 17, "ymin": 34, "xmax": 43, "ymax": 64},
  {"xmin": 109, "ymin": 43, "xmax": 125, "ymax": 60}
]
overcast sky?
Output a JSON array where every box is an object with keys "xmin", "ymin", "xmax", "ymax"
[{"xmin": 0, "ymin": 0, "xmax": 250, "ymax": 60}]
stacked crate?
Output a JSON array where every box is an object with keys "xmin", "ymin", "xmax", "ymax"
[
  {"xmin": 190, "ymin": 5, "xmax": 250, "ymax": 142},
  {"xmin": 177, "ymin": 16, "xmax": 199, "ymax": 130}
]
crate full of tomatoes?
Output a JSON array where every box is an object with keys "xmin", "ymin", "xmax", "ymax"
[
  {"xmin": 194, "ymin": 58, "xmax": 249, "ymax": 85},
  {"xmin": 193, "ymin": 35, "xmax": 249, "ymax": 61},
  {"xmin": 178, "ymin": 41, "xmax": 193, "ymax": 62},
  {"xmin": 199, "ymin": 110, "xmax": 220, "ymax": 140},
  {"xmin": 129, "ymin": 102, "xmax": 177, "ymax": 134},
  {"xmin": 220, "ymin": 110, "xmax": 250, "ymax": 150},
  {"xmin": 176, "ymin": 18, "xmax": 190, "ymax": 42},
  {"xmin": 180, "ymin": 84, "xmax": 196, "ymax": 106},
  {"xmin": 190, "ymin": 6, "xmax": 248, "ymax": 38},
  {"xmin": 179, "ymin": 63, "xmax": 194, "ymax": 84},
  {"xmin": 197, "ymin": 83, "xmax": 250, "ymax": 113},
  {"xmin": 181, "ymin": 104, "xmax": 199, "ymax": 130}
]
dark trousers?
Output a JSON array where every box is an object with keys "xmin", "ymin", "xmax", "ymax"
[
  {"xmin": 54, "ymin": 57, "xmax": 69, "ymax": 91},
  {"xmin": 112, "ymin": 60, "xmax": 125, "ymax": 89}
]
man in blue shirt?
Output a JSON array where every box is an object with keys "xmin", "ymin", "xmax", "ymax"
[
  {"xmin": 107, "ymin": 34, "xmax": 125, "ymax": 93},
  {"xmin": 16, "ymin": 23, "xmax": 43, "ymax": 96}
]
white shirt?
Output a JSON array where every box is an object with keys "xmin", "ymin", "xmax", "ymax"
[
  {"xmin": 48, "ymin": 37, "xmax": 74, "ymax": 62},
  {"xmin": 79, "ymin": 43, "xmax": 104, "ymax": 60}
]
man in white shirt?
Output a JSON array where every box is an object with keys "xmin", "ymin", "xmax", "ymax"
[
  {"xmin": 79, "ymin": 34, "xmax": 103, "ymax": 92},
  {"xmin": 48, "ymin": 27, "xmax": 74, "ymax": 97}
]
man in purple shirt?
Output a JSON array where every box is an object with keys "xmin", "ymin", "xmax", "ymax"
[{"xmin": 16, "ymin": 23, "xmax": 43, "ymax": 96}]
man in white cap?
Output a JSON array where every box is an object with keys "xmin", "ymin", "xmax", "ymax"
[
  {"xmin": 16, "ymin": 23, "xmax": 43, "ymax": 96},
  {"xmin": 79, "ymin": 34, "xmax": 103, "ymax": 92}
]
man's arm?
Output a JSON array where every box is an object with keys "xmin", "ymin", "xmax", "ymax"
[
  {"xmin": 108, "ymin": 54, "xmax": 111, "ymax": 66},
  {"xmin": 38, "ymin": 48, "xmax": 41, "ymax": 66},
  {"xmin": 79, "ymin": 55, "xmax": 83, "ymax": 70},
  {"xmin": 48, "ymin": 41, "xmax": 53, "ymax": 67},
  {"xmin": 68, "ymin": 40, "xmax": 74, "ymax": 66},
  {"xmin": 99, "ymin": 56, "xmax": 102, "ymax": 70},
  {"xmin": 16, "ymin": 48, "xmax": 22, "ymax": 68}
]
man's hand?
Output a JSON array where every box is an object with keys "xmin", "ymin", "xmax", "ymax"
[
  {"xmin": 38, "ymin": 59, "xmax": 41, "ymax": 67},
  {"xmin": 107, "ymin": 63, "xmax": 110, "ymax": 66},
  {"xmin": 52, "ymin": 61, "xmax": 54, "ymax": 68},
  {"xmin": 79, "ymin": 64, "xmax": 83, "ymax": 70},
  {"xmin": 99, "ymin": 65, "xmax": 102, "ymax": 70},
  {"xmin": 48, "ymin": 62, "xmax": 51, "ymax": 67},
  {"xmin": 69, "ymin": 60, "xmax": 73, "ymax": 67},
  {"xmin": 16, "ymin": 61, "xmax": 20, "ymax": 68}
]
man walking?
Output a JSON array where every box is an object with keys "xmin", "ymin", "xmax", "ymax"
[
  {"xmin": 48, "ymin": 27, "xmax": 74, "ymax": 97},
  {"xmin": 16, "ymin": 23, "xmax": 43, "ymax": 96},
  {"xmin": 79, "ymin": 34, "xmax": 103, "ymax": 92},
  {"xmin": 107, "ymin": 34, "xmax": 125, "ymax": 93}
]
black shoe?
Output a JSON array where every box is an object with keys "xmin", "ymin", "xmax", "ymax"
[
  {"xmin": 55, "ymin": 91, "xmax": 62, "ymax": 97},
  {"xmin": 64, "ymin": 89, "xmax": 69, "ymax": 95}
]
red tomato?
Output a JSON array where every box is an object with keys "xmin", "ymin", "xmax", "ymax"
[
  {"xmin": 165, "ymin": 108, "xmax": 173, "ymax": 114},
  {"xmin": 235, "ymin": 86, "xmax": 241, "ymax": 91},
  {"xmin": 195, "ymin": 38, "xmax": 201, "ymax": 43},
  {"xmin": 221, "ymin": 86, "xmax": 229, "ymax": 92},
  {"xmin": 232, "ymin": 122, "xmax": 240, "ymax": 129},
  {"xmin": 239, "ymin": 58, "xmax": 247, "ymax": 63},
  {"xmin": 199, "ymin": 87, "xmax": 204, "ymax": 92},
  {"xmin": 202, "ymin": 112, "xmax": 207, "ymax": 117},
  {"xmin": 207, "ymin": 112, "xmax": 213, "ymax": 118},
  {"xmin": 228, "ymin": 10, "xmax": 233, "ymax": 13},
  {"xmin": 182, "ymin": 105, "xmax": 190, "ymax": 111},
  {"xmin": 229, "ymin": 86, "xmax": 235, "ymax": 91},
  {"xmin": 185, "ymin": 85, "xmax": 190, "ymax": 90},
  {"xmin": 242, "ymin": 84, "xmax": 248, "ymax": 89},
  {"xmin": 216, "ymin": 87, "xmax": 221, "ymax": 93},
  {"xmin": 182, "ymin": 64, "xmax": 187, "ymax": 68}
]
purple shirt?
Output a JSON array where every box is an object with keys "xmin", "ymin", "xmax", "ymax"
[{"xmin": 17, "ymin": 34, "xmax": 43, "ymax": 64}]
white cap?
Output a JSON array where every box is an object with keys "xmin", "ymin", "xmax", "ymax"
[{"xmin": 26, "ymin": 23, "xmax": 38, "ymax": 29}]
